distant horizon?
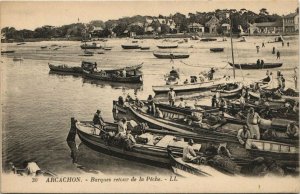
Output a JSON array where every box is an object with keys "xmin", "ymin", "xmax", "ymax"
[{"xmin": 1, "ymin": 0, "xmax": 298, "ymax": 30}]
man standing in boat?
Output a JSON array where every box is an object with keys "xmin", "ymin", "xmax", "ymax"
[
  {"xmin": 168, "ymin": 87, "xmax": 176, "ymax": 106},
  {"xmin": 246, "ymin": 108, "xmax": 261, "ymax": 140},
  {"xmin": 93, "ymin": 110, "xmax": 105, "ymax": 134},
  {"xmin": 208, "ymin": 68, "xmax": 215, "ymax": 80}
]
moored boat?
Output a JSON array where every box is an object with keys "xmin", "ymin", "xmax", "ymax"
[
  {"xmin": 13, "ymin": 57, "xmax": 24, "ymax": 62},
  {"xmin": 210, "ymin": 48, "xmax": 224, "ymax": 52},
  {"xmin": 153, "ymin": 51, "xmax": 189, "ymax": 59},
  {"xmin": 157, "ymin": 43, "xmax": 178, "ymax": 49},
  {"xmin": 229, "ymin": 62, "xmax": 283, "ymax": 69},
  {"xmin": 1, "ymin": 50, "xmax": 15, "ymax": 54},
  {"xmin": 48, "ymin": 63, "xmax": 83, "ymax": 73},
  {"xmin": 140, "ymin": 46, "xmax": 150, "ymax": 50},
  {"xmin": 82, "ymin": 69, "xmax": 143, "ymax": 83},
  {"xmin": 152, "ymin": 77, "xmax": 230, "ymax": 94},
  {"xmin": 200, "ymin": 38, "xmax": 217, "ymax": 42},
  {"xmin": 81, "ymin": 42, "xmax": 102, "ymax": 49},
  {"xmin": 121, "ymin": 44, "xmax": 140, "ymax": 49},
  {"xmin": 211, "ymin": 83, "xmax": 243, "ymax": 98}
]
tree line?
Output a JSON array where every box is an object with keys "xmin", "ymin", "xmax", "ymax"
[{"xmin": 1, "ymin": 8, "xmax": 296, "ymax": 41}]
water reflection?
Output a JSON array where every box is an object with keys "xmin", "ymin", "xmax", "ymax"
[{"xmin": 82, "ymin": 78, "xmax": 143, "ymax": 91}]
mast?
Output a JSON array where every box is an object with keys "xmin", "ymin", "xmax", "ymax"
[{"xmin": 229, "ymin": 13, "xmax": 236, "ymax": 79}]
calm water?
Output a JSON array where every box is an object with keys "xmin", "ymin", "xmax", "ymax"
[{"xmin": 1, "ymin": 36, "xmax": 298, "ymax": 175}]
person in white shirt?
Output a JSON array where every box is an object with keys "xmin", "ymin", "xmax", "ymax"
[
  {"xmin": 167, "ymin": 88, "xmax": 176, "ymax": 106},
  {"xmin": 246, "ymin": 108, "xmax": 261, "ymax": 139},
  {"xmin": 177, "ymin": 97, "xmax": 185, "ymax": 108},
  {"xmin": 116, "ymin": 118, "xmax": 127, "ymax": 139},
  {"xmin": 237, "ymin": 125, "xmax": 251, "ymax": 145}
]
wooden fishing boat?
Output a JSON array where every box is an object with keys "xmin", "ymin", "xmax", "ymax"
[
  {"xmin": 140, "ymin": 46, "xmax": 150, "ymax": 50},
  {"xmin": 9, "ymin": 162, "xmax": 56, "ymax": 177},
  {"xmin": 1, "ymin": 50, "xmax": 15, "ymax": 54},
  {"xmin": 16, "ymin": 42, "xmax": 26, "ymax": 45},
  {"xmin": 200, "ymin": 38, "xmax": 217, "ymax": 42},
  {"xmin": 40, "ymin": 46, "xmax": 47, "ymax": 49},
  {"xmin": 211, "ymin": 83, "xmax": 243, "ymax": 98},
  {"xmin": 103, "ymin": 47, "xmax": 112, "ymax": 51},
  {"xmin": 121, "ymin": 44, "xmax": 140, "ymax": 49},
  {"xmin": 82, "ymin": 69, "xmax": 143, "ymax": 83},
  {"xmin": 80, "ymin": 43, "xmax": 102, "ymax": 49},
  {"xmin": 104, "ymin": 63, "xmax": 143, "ymax": 74},
  {"xmin": 229, "ymin": 62, "xmax": 283, "ymax": 69},
  {"xmin": 153, "ymin": 51, "xmax": 189, "ymax": 59},
  {"xmin": 168, "ymin": 150, "xmax": 231, "ymax": 177},
  {"xmin": 152, "ymin": 77, "xmax": 229, "ymax": 94},
  {"xmin": 76, "ymin": 120, "xmax": 218, "ymax": 168},
  {"xmin": 245, "ymin": 139, "xmax": 299, "ymax": 167},
  {"xmin": 210, "ymin": 48, "xmax": 224, "ymax": 52},
  {"xmin": 48, "ymin": 63, "xmax": 83, "ymax": 73},
  {"xmin": 157, "ymin": 43, "xmax": 178, "ymax": 49}
]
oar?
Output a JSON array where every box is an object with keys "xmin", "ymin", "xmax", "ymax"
[{"xmin": 90, "ymin": 123, "xmax": 108, "ymax": 134}]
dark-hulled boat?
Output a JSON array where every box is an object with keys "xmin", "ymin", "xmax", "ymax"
[
  {"xmin": 83, "ymin": 69, "xmax": 143, "ymax": 83},
  {"xmin": 229, "ymin": 62, "xmax": 283, "ymax": 69},
  {"xmin": 157, "ymin": 43, "xmax": 178, "ymax": 49},
  {"xmin": 48, "ymin": 63, "xmax": 83, "ymax": 73},
  {"xmin": 104, "ymin": 63, "xmax": 143, "ymax": 74},
  {"xmin": 201, "ymin": 38, "xmax": 217, "ymax": 42},
  {"xmin": 210, "ymin": 48, "xmax": 224, "ymax": 52},
  {"xmin": 76, "ymin": 120, "xmax": 223, "ymax": 168},
  {"xmin": 121, "ymin": 44, "xmax": 140, "ymax": 49},
  {"xmin": 153, "ymin": 51, "xmax": 189, "ymax": 59},
  {"xmin": 1, "ymin": 50, "xmax": 15, "ymax": 54}
]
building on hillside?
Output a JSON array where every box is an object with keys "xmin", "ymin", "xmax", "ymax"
[
  {"xmin": 283, "ymin": 12, "xmax": 299, "ymax": 33},
  {"xmin": 188, "ymin": 23, "xmax": 204, "ymax": 33},
  {"xmin": 205, "ymin": 15, "xmax": 220, "ymax": 33},
  {"xmin": 221, "ymin": 23, "xmax": 230, "ymax": 33},
  {"xmin": 90, "ymin": 26, "xmax": 104, "ymax": 37},
  {"xmin": 250, "ymin": 21, "xmax": 283, "ymax": 34}
]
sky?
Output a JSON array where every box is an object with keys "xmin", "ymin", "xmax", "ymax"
[{"xmin": 0, "ymin": 0, "xmax": 299, "ymax": 30}]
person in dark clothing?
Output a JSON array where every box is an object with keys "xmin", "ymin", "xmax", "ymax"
[
  {"xmin": 93, "ymin": 110, "xmax": 105, "ymax": 126},
  {"xmin": 208, "ymin": 68, "xmax": 215, "ymax": 80},
  {"xmin": 204, "ymin": 142, "xmax": 218, "ymax": 158},
  {"xmin": 118, "ymin": 96, "xmax": 124, "ymax": 106},
  {"xmin": 276, "ymin": 51, "xmax": 280, "ymax": 59},
  {"xmin": 287, "ymin": 42, "xmax": 290, "ymax": 47},
  {"xmin": 256, "ymin": 59, "xmax": 261, "ymax": 67},
  {"xmin": 272, "ymin": 47, "xmax": 275, "ymax": 54},
  {"xmin": 211, "ymin": 95, "xmax": 217, "ymax": 107},
  {"xmin": 282, "ymin": 42, "xmax": 284, "ymax": 47},
  {"xmin": 260, "ymin": 60, "xmax": 265, "ymax": 68},
  {"xmin": 66, "ymin": 118, "xmax": 78, "ymax": 163},
  {"xmin": 262, "ymin": 42, "xmax": 265, "ymax": 47}
]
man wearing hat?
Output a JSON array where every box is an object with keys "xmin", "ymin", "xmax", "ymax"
[
  {"xmin": 182, "ymin": 139, "xmax": 198, "ymax": 163},
  {"xmin": 93, "ymin": 109, "xmax": 105, "ymax": 134},
  {"xmin": 167, "ymin": 87, "xmax": 176, "ymax": 106}
]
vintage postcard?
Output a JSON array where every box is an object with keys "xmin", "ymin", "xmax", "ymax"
[{"xmin": 1, "ymin": 0, "xmax": 299, "ymax": 193}]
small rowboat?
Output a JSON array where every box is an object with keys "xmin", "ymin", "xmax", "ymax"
[
  {"xmin": 121, "ymin": 44, "xmax": 140, "ymax": 49},
  {"xmin": 16, "ymin": 42, "xmax": 26, "ymax": 45},
  {"xmin": 40, "ymin": 46, "xmax": 47, "ymax": 49},
  {"xmin": 103, "ymin": 47, "xmax": 112, "ymax": 50},
  {"xmin": 157, "ymin": 43, "xmax": 178, "ymax": 49},
  {"xmin": 48, "ymin": 63, "xmax": 83, "ymax": 73},
  {"xmin": 140, "ymin": 46, "xmax": 150, "ymax": 50},
  {"xmin": 13, "ymin": 57, "xmax": 24, "ymax": 62},
  {"xmin": 80, "ymin": 43, "xmax": 102, "ymax": 49},
  {"xmin": 152, "ymin": 77, "xmax": 229, "ymax": 94},
  {"xmin": 245, "ymin": 139, "xmax": 299, "ymax": 167},
  {"xmin": 229, "ymin": 62, "xmax": 283, "ymax": 69},
  {"xmin": 104, "ymin": 63, "xmax": 143, "ymax": 74},
  {"xmin": 211, "ymin": 83, "xmax": 243, "ymax": 98},
  {"xmin": 201, "ymin": 38, "xmax": 217, "ymax": 42},
  {"xmin": 153, "ymin": 51, "xmax": 189, "ymax": 59},
  {"xmin": 82, "ymin": 69, "xmax": 143, "ymax": 83},
  {"xmin": 1, "ymin": 50, "xmax": 15, "ymax": 54},
  {"xmin": 210, "ymin": 48, "xmax": 224, "ymax": 52}
]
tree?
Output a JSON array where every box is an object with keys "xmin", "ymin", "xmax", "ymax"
[
  {"xmin": 113, "ymin": 22, "xmax": 128, "ymax": 36},
  {"xmin": 259, "ymin": 8, "xmax": 269, "ymax": 15},
  {"xmin": 160, "ymin": 24, "xmax": 170, "ymax": 34},
  {"xmin": 89, "ymin": 20, "xmax": 105, "ymax": 28},
  {"xmin": 129, "ymin": 25, "xmax": 144, "ymax": 35}
]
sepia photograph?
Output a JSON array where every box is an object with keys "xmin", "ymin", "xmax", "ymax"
[{"xmin": 1, "ymin": 0, "xmax": 299, "ymax": 193}]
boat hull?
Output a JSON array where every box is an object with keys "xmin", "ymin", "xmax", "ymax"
[
  {"xmin": 121, "ymin": 45, "xmax": 140, "ymax": 49},
  {"xmin": 153, "ymin": 52, "xmax": 189, "ymax": 59},
  {"xmin": 210, "ymin": 48, "xmax": 224, "ymax": 52},
  {"xmin": 48, "ymin": 64, "xmax": 83, "ymax": 73},
  {"xmin": 83, "ymin": 70, "xmax": 143, "ymax": 83},
  {"xmin": 229, "ymin": 63, "xmax": 283, "ymax": 69},
  {"xmin": 157, "ymin": 45, "xmax": 178, "ymax": 49}
]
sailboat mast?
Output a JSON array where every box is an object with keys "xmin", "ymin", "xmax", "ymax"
[{"xmin": 229, "ymin": 14, "xmax": 236, "ymax": 79}]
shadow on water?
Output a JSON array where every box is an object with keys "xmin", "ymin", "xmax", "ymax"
[
  {"xmin": 48, "ymin": 70, "xmax": 82, "ymax": 78},
  {"xmin": 82, "ymin": 78, "xmax": 143, "ymax": 91}
]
